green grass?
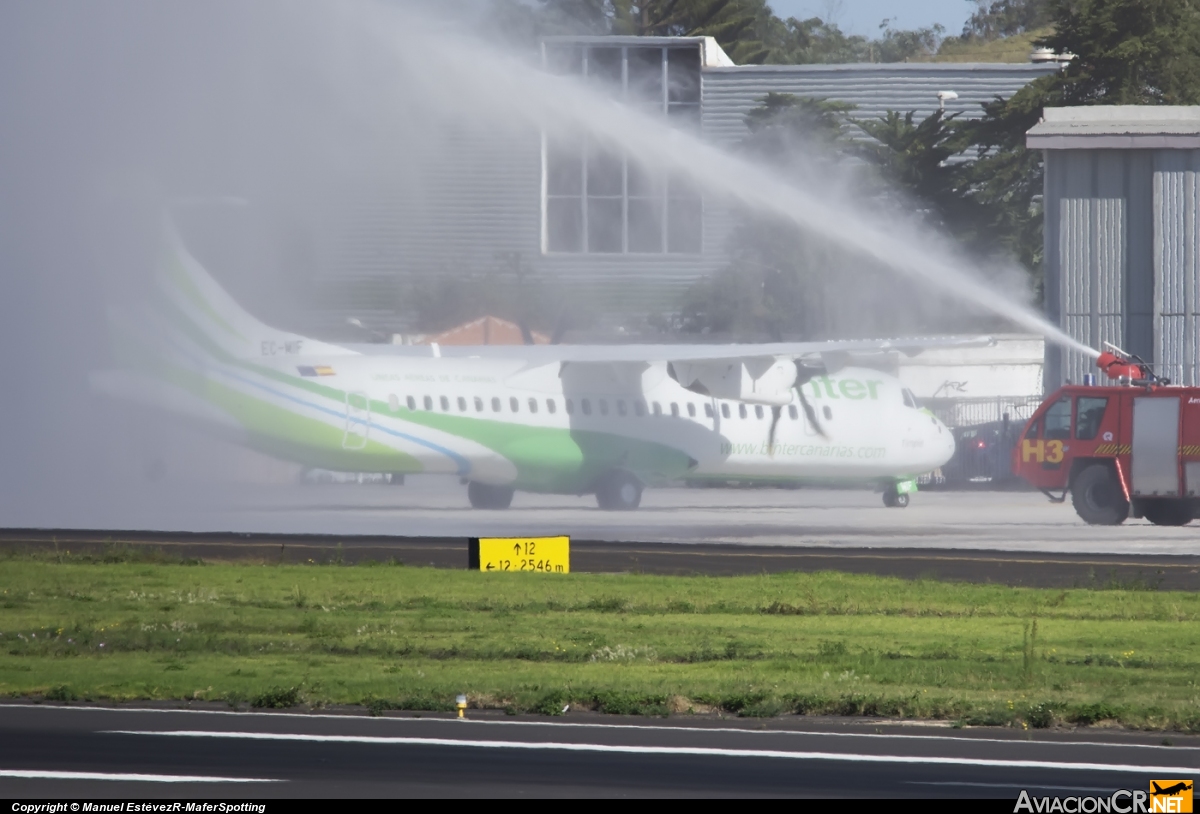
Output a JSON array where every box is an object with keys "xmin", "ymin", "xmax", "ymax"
[{"xmin": 1, "ymin": 549, "xmax": 1198, "ymax": 730}]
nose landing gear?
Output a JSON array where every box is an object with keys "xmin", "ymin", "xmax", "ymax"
[{"xmin": 883, "ymin": 481, "xmax": 911, "ymax": 508}]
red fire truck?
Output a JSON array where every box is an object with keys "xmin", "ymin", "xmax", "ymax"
[{"xmin": 1013, "ymin": 347, "xmax": 1200, "ymax": 526}]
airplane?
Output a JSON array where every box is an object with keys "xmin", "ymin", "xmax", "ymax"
[
  {"xmin": 1152, "ymin": 783, "xmax": 1193, "ymax": 797},
  {"xmin": 94, "ymin": 220, "xmax": 964, "ymax": 511}
]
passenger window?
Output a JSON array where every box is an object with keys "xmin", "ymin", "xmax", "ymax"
[
  {"xmin": 388, "ymin": 394, "xmax": 400, "ymax": 412},
  {"xmin": 528, "ymin": 397, "xmax": 538, "ymax": 414},
  {"xmin": 1076, "ymin": 397, "xmax": 1109, "ymax": 440},
  {"xmin": 687, "ymin": 403, "xmax": 696, "ymax": 418},
  {"xmin": 566, "ymin": 399, "xmax": 575, "ymax": 415},
  {"xmin": 440, "ymin": 396, "xmax": 449, "ymax": 411},
  {"xmin": 423, "ymin": 396, "xmax": 433, "ymax": 411},
  {"xmin": 823, "ymin": 405, "xmax": 832, "ymax": 421},
  {"xmin": 457, "ymin": 396, "xmax": 467, "ymax": 412},
  {"xmin": 491, "ymin": 397, "xmax": 501, "ymax": 412},
  {"xmin": 704, "ymin": 403, "xmax": 713, "ymax": 418},
  {"xmin": 652, "ymin": 402, "xmax": 662, "ymax": 416},
  {"xmin": 1044, "ymin": 397, "xmax": 1072, "ymax": 440},
  {"xmin": 670, "ymin": 402, "xmax": 679, "ymax": 417},
  {"xmin": 406, "ymin": 396, "xmax": 416, "ymax": 411},
  {"xmin": 474, "ymin": 397, "xmax": 483, "ymax": 412},
  {"xmin": 617, "ymin": 400, "xmax": 627, "ymax": 417},
  {"xmin": 721, "ymin": 403, "xmax": 730, "ymax": 419},
  {"xmin": 510, "ymin": 397, "xmax": 519, "ymax": 413},
  {"xmin": 738, "ymin": 404, "xmax": 747, "ymax": 419},
  {"xmin": 582, "ymin": 399, "xmax": 592, "ymax": 416},
  {"xmin": 634, "ymin": 400, "xmax": 645, "ymax": 417},
  {"xmin": 788, "ymin": 405, "xmax": 798, "ymax": 420},
  {"xmin": 547, "ymin": 399, "xmax": 556, "ymax": 414},
  {"xmin": 599, "ymin": 399, "xmax": 609, "ymax": 416},
  {"xmin": 754, "ymin": 405, "xmax": 764, "ymax": 419}
]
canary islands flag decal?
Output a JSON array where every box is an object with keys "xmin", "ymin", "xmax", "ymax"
[{"xmin": 297, "ymin": 365, "xmax": 336, "ymax": 377}]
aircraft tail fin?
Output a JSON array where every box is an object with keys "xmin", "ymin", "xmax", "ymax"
[{"xmin": 156, "ymin": 217, "xmax": 354, "ymax": 361}]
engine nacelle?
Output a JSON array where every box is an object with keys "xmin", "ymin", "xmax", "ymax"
[{"xmin": 668, "ymin": 357, "xmax": 797, "ymax": 406}]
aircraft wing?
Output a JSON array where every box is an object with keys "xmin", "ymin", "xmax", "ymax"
[{"xmin": 348, "ymin": 335, "xmax": 995, "ymax": 363}]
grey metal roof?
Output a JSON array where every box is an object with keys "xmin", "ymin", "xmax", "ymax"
[{"xmin": 1027, "ymin": 106, "xmax": 1200, "ymax": 149}]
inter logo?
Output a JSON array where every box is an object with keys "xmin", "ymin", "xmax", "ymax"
[{"xmin": 1150, "ymin": 781, "xmax": 1193, "ymax": 813}]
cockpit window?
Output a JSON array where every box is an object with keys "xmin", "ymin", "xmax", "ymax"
[{"xmin": 902, "ymin": 389, "xmax": 918, "ymax": 409}]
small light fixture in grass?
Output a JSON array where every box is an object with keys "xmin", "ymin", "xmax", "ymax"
[{"xmin": 456, "ymin": 694, "xmax": 468, "ymax": 719}]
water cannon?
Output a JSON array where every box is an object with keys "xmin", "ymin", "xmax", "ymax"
[{"xmin": 1095, "ymin": 342, "xmax": 1168, "ymax": 385}]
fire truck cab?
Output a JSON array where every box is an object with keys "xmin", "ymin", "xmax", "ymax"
[{"xmin": 1014, "ymin": 352, "xmax": 1200, "ymax": 526}]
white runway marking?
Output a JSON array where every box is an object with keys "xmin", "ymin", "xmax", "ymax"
[
  {"xmin": 110, "ymin": 730, "xmax": 1200, "ymax": 775},
  {"xmin": 26, "ymin": 705, "xmax": 1198, "ymax": 752},
  {"xmin": 0, "ymin": 769, "xmax": 280, "ymax": 783}
]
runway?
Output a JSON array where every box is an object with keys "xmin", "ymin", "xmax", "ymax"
[
  {"xmin": 1, "ymin": 705, "xmax": 1196, "ymax": 797},
  {"xmin": 3, "ymin": 481, "xmax": 1199, "ymax": 587}
]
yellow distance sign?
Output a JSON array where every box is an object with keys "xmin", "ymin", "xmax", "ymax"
[{"xmin": 469, "ymin": 536, "xmax": 569, "ymax": 574}]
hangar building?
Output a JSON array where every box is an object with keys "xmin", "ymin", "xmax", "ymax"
[{"xmin": 1028, "ymin": 106, "xmax": 1200, "ymax": 387}]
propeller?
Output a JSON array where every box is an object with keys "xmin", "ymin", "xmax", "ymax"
[
  {"xmin": 767, "ymin": 405, "xmax": 782, "ymax": 455},
  {"xmin": 795, "ymin": 386, "xmax": 829, "ymax": 439},
  {"xmin": 791, "ymin": 361, "xmax": 829, "ymax": 440}
]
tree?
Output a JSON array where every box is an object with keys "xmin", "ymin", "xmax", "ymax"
[{"xmin": 960, "ymin": 0, "xmax": 1052, "ymax": 41}]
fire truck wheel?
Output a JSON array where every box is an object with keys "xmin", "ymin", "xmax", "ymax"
[
  {"xmin": 1071, "ymin": 465, "xmax": 1129, "ymax": 526},
  {"xmin": 1142, "ymin": 499, "xmax": 1193, "ymax": 527}
]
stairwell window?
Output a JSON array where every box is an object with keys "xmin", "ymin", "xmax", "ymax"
[{"xmin": 542, "ymin": 43, "xmax": 702, "ymax": 255}]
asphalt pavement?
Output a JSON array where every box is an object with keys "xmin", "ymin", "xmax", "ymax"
[{"xmin": 1, "ymin": 705, "xmax": 1197, "ymax": 798}]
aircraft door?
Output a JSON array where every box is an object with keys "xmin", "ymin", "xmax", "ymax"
[
  {"xmin": 1131, "ymin": 396, "xmax": 1180, "ymax": 497},
  {"xmin": 343, "ymin": 391, "xmax": 371, "ymax": 450}
]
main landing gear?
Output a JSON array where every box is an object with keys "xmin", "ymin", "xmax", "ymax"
[
  {"xmin": 596, "ymin": 471, "xmax": 643, "ymax": 511},
  {"xmin": 467, "ymin": 481, "xmax": 514, "ymax": 509}
]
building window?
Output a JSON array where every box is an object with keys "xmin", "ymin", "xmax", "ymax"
[{"xmin": 543, "ymin": 44, "xmax": 702, "ymax": 255}]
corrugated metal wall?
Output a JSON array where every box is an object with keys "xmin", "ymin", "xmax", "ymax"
[
  {"xmin": 1044, "ymin": 148, "xmax": 1200, "ymax": 387},
  {"xmin": 1154, "ymin": 150, "xmax": 1200, "ymax": 384}
]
